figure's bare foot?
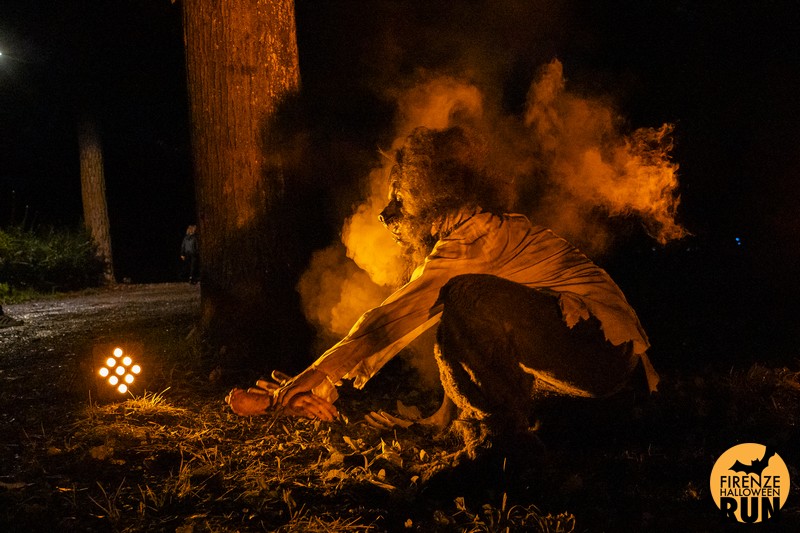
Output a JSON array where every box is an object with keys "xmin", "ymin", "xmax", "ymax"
[
  {"xmin": 416, "ymin": 395, "xmax": 458, "ymax": 433},
  {"xmin": 225, "ymin": 387, "xmax": 273, "ymax": 416}
]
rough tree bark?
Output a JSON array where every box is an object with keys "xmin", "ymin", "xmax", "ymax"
[
  {"xmin": 77, "ymin": 115, "xmax": 115, "ymax": 285},
  {"xmin": 182, "ymin": 0, "xmax": 306, "ymax": 367}
]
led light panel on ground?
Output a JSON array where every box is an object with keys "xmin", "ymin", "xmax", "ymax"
[{"xmin": 92, "ymin": 342, "xmax": 144, "ymax": 400}]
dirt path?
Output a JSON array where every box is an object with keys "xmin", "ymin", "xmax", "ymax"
[
  {"xmin": 1, "ymin": 283, "xmax": 200, "ymax": 353},
  {"xmin": 0, "ymin": 284, "xmax": 201, "ymax": 478}
]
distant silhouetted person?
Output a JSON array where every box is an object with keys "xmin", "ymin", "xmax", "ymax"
[
  {"xmin": 180, "ymin": 224, "xmax": 199, "ymax": 285},
  {"xmin": 0, "ymin": 305, "xmax": 23, "ymax": 328}
]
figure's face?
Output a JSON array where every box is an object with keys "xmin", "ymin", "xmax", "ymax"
[{"xmin": 379, "ymin": 177, "xmax": 425, "ymax": 248}]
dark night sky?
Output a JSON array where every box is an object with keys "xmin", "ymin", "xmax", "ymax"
[{"xmin": 1, "ymin": 1, "xmax": 799, "ymax": 365}]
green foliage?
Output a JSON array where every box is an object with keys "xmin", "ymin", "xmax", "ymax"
[{"xmin": 0, "ymin": 225, "xmax": 104, "ymax": 298}]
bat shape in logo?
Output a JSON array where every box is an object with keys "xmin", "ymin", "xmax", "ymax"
[{"xmin": 729, "ymin": 446, "xmax": 777, "ymax": 480}]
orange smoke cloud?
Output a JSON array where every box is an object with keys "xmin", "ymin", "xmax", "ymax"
[
  {"xmin": 296, "ymin": 245, "xmax": 391, "ymax": 341},
  {"xmin": 341, "ymin": 173, "xmax": 406, "ymax": 288},
  {"xmin": 392, "ymin": 76, "xmax": 484, "ymax": 140},
  {"xmin": 523, "ymin": 60, "xmax": 687, "ymax": 245},
  {"xmin": 298, "ymin": 59, "xmax": 687, "ymax": 341}
]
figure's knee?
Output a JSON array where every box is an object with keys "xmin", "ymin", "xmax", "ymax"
[
  {"xmin": 436, "ymin": 274, "xmax": 518, "ymax": 316},
  {"xmin": 437, "ymin": 275, "xmax": 517, "ymax": 352},
  {"xmin": 435, "ymin": 275, "xmax": 552, "ymax": 375},
  {"xmin": 437, "ymin": 274, "xmax": 563, "ymax": 333}
]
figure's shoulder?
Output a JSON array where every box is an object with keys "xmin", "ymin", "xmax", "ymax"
[
  {"xmin": 503, "ymin": 213, "xmax": 563, "ymax": 235},
  {"xmin": 447, "ymin": 211, "xmax": 555, "ymax": 245},
  {"xmin": 497, "ymin": 212, "xmax": 551, "ymax": 236},
  {"xmin": 503, "ymin": 212, "xmax": 534, "ymax": 226},
  {"xmin": 496, "ymin": 214, "xmax": 583, "ymax": 252}
]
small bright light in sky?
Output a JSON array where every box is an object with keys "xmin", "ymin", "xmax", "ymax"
[
  {"xmin": 106, "ymin": 357, "xmax": 116, "ymax": 367},
  {"xmin": 114, "ymin": 347, "xmax": 123, "ymax": 357},
  {"xmin": 99, "ymin": 367, "xmax": 109, "ymax": 377},
  {"xmin": 131, "ymin": 365, "xmax": 141, "ymax": 374},
  {"xmin": 735, "ymin": 237, "xmax": 742, "ymax": 246},
  {"xmin": 117, "ymin": 384, "xmax": 128, "ymax": 394},
  {"xmin": 122, "ymin": 356, "xmax": 132, "ymax": 366},
  {"xmin": 109, "ymin": 375, "xmax": 119, "ymax": 386}
]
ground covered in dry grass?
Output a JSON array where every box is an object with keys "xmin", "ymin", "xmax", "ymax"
[{"xmin": 1, "ymin": 284, "xmax": 798, "ymax": 531}]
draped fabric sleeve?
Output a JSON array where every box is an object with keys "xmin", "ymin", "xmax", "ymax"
[
  {"xmin": 310, "ymin": 230, "xmax": 488, "ymax": 392},
  {"xmin": 309, "ymin": 275, "xmax": 442, "ymax": 389}
]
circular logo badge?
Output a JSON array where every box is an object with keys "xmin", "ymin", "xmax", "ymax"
[{"xmin": 710, "ymin": 443, "xmax": 790, "ymax": 523}]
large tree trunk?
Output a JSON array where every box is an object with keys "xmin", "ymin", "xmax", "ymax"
[
  {"xmin": 78, "ymin": 116, "xmax": 115, "ymax": 285},
  {"xmin": 182, "ymin": 0, "xmax": 306, "ymax": 368}
]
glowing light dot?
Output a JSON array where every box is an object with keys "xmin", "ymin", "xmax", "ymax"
[
  {"xmin": 99, "ymin": 367, "xmax": 109, "ymax": 377},
  {"xmin": 109, "ymin": 376, "xmax": 119, "ymax": 385},
  {"xmin": 106, "ymin": 358, "xmax": 116, "ymax": 367},
  {"xmin": 131, "ymin": 365, "xmax": 141, "ymax": 374},
  {"xmin": 117, "ymin": 384, "xmax": 128, "ymax": 394},
  {"xmin": 122, "ymin": 356, "xmax": 132, "ymax": 366},
  {"xmin": 124, "ymin": 374, "xmax": 134, "ymax": 384},
  {"xmin": 114, "ymin": 348, "xmax": 123, "ymax": 357},
  {"xmin": 115, "ymin": 366, "xmax": 125, "ymax": 376}
]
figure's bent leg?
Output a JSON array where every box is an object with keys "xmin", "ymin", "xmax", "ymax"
[
  {"xmin": 433, "ymin": 274, "xmax": 638, "ymax": 442},
  {"xmin": 434, "ymin": 276, "xmax": 538, "ymax": 437}
]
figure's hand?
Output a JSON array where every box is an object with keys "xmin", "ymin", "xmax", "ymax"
[
  {"xmin": 365, "ymin": 410, "xmax": 415, "ymax": 430},
  {"xmin": 257, "ymin": 369, "xmax": 338, "ymax": 421},
  {"xmin": 364, "ymin": 401, "xmax": 427, "ymax": 431},
  {"xmin": 284, "ymin": 392, "xmax": 338, "ymax": 421},
  {"xmin": 254, "ymin": 369, "xmax": 292, "ymax": 393},
  {"xmin": 272, "ymin": 367, "xmax": 328, "ymax": 408}
]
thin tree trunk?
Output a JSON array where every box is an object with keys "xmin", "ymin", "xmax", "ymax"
[
  {"xmin": 182, "ymin": 0, "xmax": 305, "ymax": 367},
  {"xmin": 78, "ymin": 116, "xmax": 115, "ymax": 285}
]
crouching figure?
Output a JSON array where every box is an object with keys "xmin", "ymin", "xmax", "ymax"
[{"xmin": 226, "ymin": 126, "xmax": 659, "ymax": 452}]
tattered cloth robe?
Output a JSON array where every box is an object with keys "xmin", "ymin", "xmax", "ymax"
[{"xmin": 309, "ymin": 209, "xmax": 659, "ymax": 403}]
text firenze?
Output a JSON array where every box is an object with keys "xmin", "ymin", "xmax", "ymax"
[{"xmin": 719, "ymin": 475, "xmax": 781, "ymax": 497}]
